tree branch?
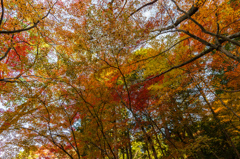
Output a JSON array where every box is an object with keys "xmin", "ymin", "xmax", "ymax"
[
  {"xmin": 0, "ymin": 47, "xmax": 11, "ymax": 61},
  {"xmin": 145, "ymin": 47, "xmax": 214, "ymax": 81},
  {"xmin": 172, "ymin": 0, "xmax": 240, "ymax": 47},
  {"xmin": 157, "ymin": 4, "xmax": 199, "ymax": 32},
  {"xmin": 130, "ymin": 0, "xmax": 158, "ymax": 17},
  {"xmin": 0, "ymin": 0, "xmax": 57, "ymax": 34},
  {"xmin": 0, "ymin": 0, "xmax": 4, "ymax": 26},
  {"xmin": 130, "ymin": 37, "xmax": 190, "ymax": 65},
  {"xmin": 145, "ymin": 31, "xmax": 240, "ymax": 82},
  {"xmin": 0, "ymin": 21, "xmax": 40, "ymax": 34}
]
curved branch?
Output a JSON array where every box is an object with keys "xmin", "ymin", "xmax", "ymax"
[
  {"xmin": 130, "ymin": 0, "xmax": 158, "ymax": 17},
  {"xmin": 0, "ymin": 0, "xmax": 57, "ymax": 34},
  {"xmin": 0, "ymin": 47, "xmax": 11, "ymax": 61},
  {"xmin": 130, "ymin": 37, "xmax": 190, "ymax": 65},
  {"xmin": 0, "ymin": 21, "xmax": 40, "ymax": 34},
  {"xmin": 145, "ymin": 47, "xmax": 214, "ymax": 81},
  {"xmin": 157, "ymin": 4, "xmax": 199, "ymax": 32},
  {"xmin": 0, "ymin": 0, "xmax": 4, "ymax": 26}
]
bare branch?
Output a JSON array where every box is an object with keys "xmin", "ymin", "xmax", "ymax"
[
  {"xmin": 218, "ymin": 47, "xmax": 240, "ymax": 62},
  {"xmin": 0, "ymin": 47, "xmax": 11, "ymax": 61},
  {"xmin": 145, "ymin": 47, "xmax": 213, "ymax": 81},
  {"xmin": 157, "ymin": 4, "xmax": 199, "ymax": 32},
  {"xmin": 130, "ymin": 37, "xmax": 190, "ymax": 65},
  {"xmin": 0, "ymin": 21, "xmax": 40, "ymax": 34},
  {"xmin": 0, "ymin": 0, "xmax": 4, "ymax": 26},
  {"xmin": 130, "ymin": 0, "xmax": 158, "ymax": 17}
]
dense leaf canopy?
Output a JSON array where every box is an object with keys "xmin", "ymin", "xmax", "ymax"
[{"xmin": 0, "ymin": 0, "xmax": 240, "ymax": 158}]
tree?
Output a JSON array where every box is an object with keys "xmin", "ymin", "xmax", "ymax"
[{"xmin": 0, "ymin": 0, "xmax": 240, "ymax": 158}]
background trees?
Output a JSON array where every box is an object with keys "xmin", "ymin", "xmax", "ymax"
[{"xmin": 0, "ymin": 0, "xmax": 240, "ymax": 158}]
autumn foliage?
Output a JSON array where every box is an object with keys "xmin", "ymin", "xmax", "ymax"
[{"xmin": 0, "ymin": 0, "xmax": 240, "ymax": 158}]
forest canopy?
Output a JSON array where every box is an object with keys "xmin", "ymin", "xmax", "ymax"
[{"xmin": 0, "ymin": 0, "xmax": 240, "ymax": 158}]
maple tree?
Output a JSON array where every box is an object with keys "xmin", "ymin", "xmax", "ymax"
[{"xmin": 0, "ymin": 0, "xmax": 240, "ymax": 158}]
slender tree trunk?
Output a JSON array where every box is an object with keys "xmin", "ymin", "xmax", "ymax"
[
  {"xmin": 113, "ymin": 106, "xmax": 118, "ymax": 159},
  {"xmin": 127, "ymin": 128, "xmax": 133, "ymax": 159},
  {"xmin": 122, "ymin": 148, "xmax": 125, "ymax": 159},
  {"xmin": 126, "ymin": 147, "xmax": 129, "ymax": 159},
  {"xmin": 146, "ymin": 141, "xmax": 152, "ymax": 159}
]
